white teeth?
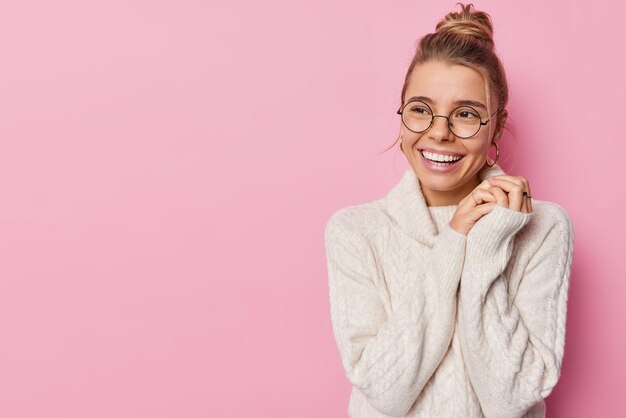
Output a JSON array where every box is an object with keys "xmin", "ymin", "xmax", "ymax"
[{"xmin": 421, "ymin": 150, "xmax": 463, "ymax": 162}]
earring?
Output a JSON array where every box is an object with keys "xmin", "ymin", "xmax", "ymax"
[
  {"xmin": 486, "ymin": 142, "xmax": 500, "ymax": 167},
  {"xmin": 399, "ymin": 135, "xmax": 403, "ymax": 144}
]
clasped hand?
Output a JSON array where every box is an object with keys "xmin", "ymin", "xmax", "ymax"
[{"xmin": 450, "ymin": 175, "xmax": 533, "ymax": 236}]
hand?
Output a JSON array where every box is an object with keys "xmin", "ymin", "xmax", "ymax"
[
  {"xmin": 449, "ymin": 177, "xmax": 500, "ymax": 236},
  {"xmin": 449, "ymin": 175, "xmax": 533, "ymax": 236},
  {"xmin": 485, "ymin": 175, "xmax": 533, "ymax": 214}
]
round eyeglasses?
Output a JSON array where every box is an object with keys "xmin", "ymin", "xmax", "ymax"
[{"xmin": 396, "ymin": 100, "xmax": 503, "ymax": 139}]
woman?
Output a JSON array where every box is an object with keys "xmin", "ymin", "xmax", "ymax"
[{"xmin": 324, "ymin": 3, "xmax": 574, "ymax": 418}]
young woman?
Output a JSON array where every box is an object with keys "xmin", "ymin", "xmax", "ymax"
[{"xmin": 324, "ymin": 4, "xmax": 574, "ymax": 418}]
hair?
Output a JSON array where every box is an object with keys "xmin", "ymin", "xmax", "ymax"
[{"xmin": 381, "ymin": 3, "xmax": 509, "ymax": 154}]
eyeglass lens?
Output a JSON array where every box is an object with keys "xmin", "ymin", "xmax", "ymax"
[{"xmin": 401, "ymin": 101, "xmax": 483, "ymax": 138}]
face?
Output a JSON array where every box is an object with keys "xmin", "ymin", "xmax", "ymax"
[{"xmin": 400, "ymin": 60, "xmax": 504, "ymax": 206}]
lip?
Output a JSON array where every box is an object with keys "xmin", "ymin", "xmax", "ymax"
[
  {"xmin": 417, "ymin": 147, "xmax": 466, "ymax": 157},
  {"xmin": 418, "ymin": 149, "xmax": 465, "ymax": 173}
]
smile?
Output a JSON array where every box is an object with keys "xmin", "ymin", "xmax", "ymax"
[
  {"xmin": 417, "ymin": 149, "xmax": 466, "ymax": 173},
  {"xmin": 420, "ymin": 150, "xmax": 464, "ymax": 162}
]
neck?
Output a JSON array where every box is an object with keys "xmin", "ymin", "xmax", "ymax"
[{"xmin": 422, "ymin": 175, "xmax": 481, "ymax": 207}]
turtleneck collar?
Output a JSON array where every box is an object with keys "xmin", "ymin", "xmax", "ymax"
[{"xmin": 384, "ymin": 164, "xmax": 507, "ymax": 247}]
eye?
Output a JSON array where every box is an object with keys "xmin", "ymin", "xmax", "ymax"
[
  {"xmin": 409, "ymin": 105, "xmax": 432, "ymax": 115},
  {"xmin": 454, "ymin": 108, "xmax": 480, "ymax": 119}
]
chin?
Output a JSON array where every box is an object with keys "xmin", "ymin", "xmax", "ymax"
[
  {"xmin": 413, "ymin": 166, "xmax": 468, "ymax": 191},
  {"xmin": 419, "ymin": 177, "xmax": 462, "ymax": 191}
]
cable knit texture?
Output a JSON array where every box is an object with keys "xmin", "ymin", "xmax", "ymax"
[{"xmin": 324, "ymin": 165, "xmax": 574, "ymax": 418}]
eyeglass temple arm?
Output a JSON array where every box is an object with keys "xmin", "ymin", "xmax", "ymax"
[{"xmin": 480, "ymin": 107, "xmax": 503, "ymax": 125}]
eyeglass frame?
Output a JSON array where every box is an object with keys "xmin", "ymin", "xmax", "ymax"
[{"xmin": 396, "ymin": 99, "xmax": 503, "ymax": 139}]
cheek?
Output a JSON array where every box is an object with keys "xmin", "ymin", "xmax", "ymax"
[
  {"xmin": 466, "ymin": 139, "xmax": 491, "ymax": 156},
  {"xmin": 402, "ymin": 136, "xmax": 422, "ymax": 153},
  {"xmin": 404, "ymin": 134, "xmax": 422, "ymax": 146}
]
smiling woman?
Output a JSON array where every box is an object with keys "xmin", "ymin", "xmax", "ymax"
[
  {"xmin": 400, "ymin": 61, "xmax": 500, "ymax": 206},
  {"xmin": 324, "ymin": 3, "xmax": 574, "ymax": 418}
]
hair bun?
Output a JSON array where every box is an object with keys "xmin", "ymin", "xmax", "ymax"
[{"xmin": 435, "ymin": 3, "xmax": 494, "ymax": 48}]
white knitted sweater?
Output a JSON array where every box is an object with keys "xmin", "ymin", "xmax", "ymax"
[{"xmin": 324, "ymin": 165, "xmax": 574, "ymax": 418}]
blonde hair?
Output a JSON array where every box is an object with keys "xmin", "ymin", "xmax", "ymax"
[{"xmin": 382, "ymin": 3, "xmax": 509, "ymax": 153}]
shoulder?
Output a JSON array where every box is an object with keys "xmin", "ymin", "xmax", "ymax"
[
  {"xmin": 522, "ymin": 199, "xmax": 574, "ymax": 255},
  {"xmin": 324, "ymin": 199, "xmax": 388, "ymax": 244},
  {"xmin": 528, "ymin": 199, "xmax": 573, "ymax": 235}
]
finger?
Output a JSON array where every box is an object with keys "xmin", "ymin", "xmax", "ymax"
[
  {"xmin": 518, "ymin": 176, "xmax": 533, "ymax": 213},
  {"xmin": 487, "ymin": 177, "xmax": 524, "ymax": 212},
  {"xmin": 488, "ymin": 185, "xmax": 508, "ymax": 208},
  {"xmin": 487, "ymin": 176, "xmax": 525, "ymax": 193},
  {"xmin": 469, "ymin": 201, "xmax": 497, "ymax": 219},
  {"xmin": 511, "ymin": 176, "xmax": 529, "ymax": 213},
  {"xmin": 470, "ymin": 189, "xmax": 497, "ymax": 205},
  {"xmin": 474, "ymin": 178, "xmax": 494, "ymax": 192},
  {"xmin": 488, "ymin": 175, "xmax": 526, "ymax": 188},
  {"xmin": 458, "ymin": 187, "xmax": 495, "ymax": 213},
  {"xmin": 459, "ymin": 178, "xmax": 496, "ymax": 209},
  {"xmin": 488, "ymin": 175, "xmax": 528, "ymax": 209},
  {"xmin": 457, "ymin": 189, "xmax": 496, "ymax": 214}
]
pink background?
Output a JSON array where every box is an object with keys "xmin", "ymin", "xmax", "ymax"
[{"xmin": 0, "ymin": 1, "xmax": 623, "ymax": 417}]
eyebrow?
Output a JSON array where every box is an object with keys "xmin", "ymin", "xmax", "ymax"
[{"xmin": 406, "ymin": 95, "xmax": 487, "ymax": 110}]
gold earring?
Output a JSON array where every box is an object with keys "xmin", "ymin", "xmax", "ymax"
[{"xmin": 486, "ymin": 142, "xmax": 500, "ymax": 167}]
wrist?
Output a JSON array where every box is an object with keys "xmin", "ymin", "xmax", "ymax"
[{"xmin": 449, "ymin": 220, "xmax": 468, "ymax": 236}]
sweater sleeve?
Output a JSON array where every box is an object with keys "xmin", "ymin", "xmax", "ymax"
[
  {"xmin": 324, "ymin": 209, "xmax": 467, "ymax": 417},
  {"xmin": 457, "ymin": 204, "xmax": 574, "ymax": 418}
]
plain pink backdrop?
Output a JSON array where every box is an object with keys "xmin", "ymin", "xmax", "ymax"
[{"xmin": 0, "ymin": 1, "xmax": 623, "ymax": 417}]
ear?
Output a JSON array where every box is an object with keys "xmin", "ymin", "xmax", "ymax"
[{"xmin": 492, "ymin": 108, "xmax": 508, "ymax": 143}]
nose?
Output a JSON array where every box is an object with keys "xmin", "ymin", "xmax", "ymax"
[{"xmin": 427, "ymin": 115, "xmax": 454, "ymax": 141}]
